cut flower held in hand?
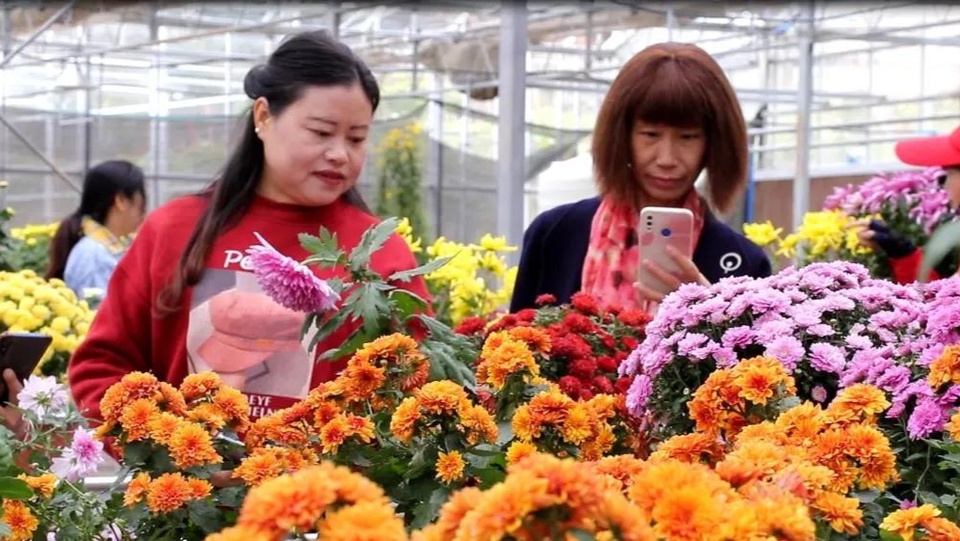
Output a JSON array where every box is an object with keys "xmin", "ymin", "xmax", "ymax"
[{"xmin": 245, "ymin": 231, "xmax": 340, "ymax": 313}]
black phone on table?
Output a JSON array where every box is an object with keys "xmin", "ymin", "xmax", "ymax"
[{"xmin": 0, "ymin": 332, "xmax": 54, "ymax": 405}]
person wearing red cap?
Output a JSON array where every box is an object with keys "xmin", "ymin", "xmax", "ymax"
[{"xmin": 856, "ymin": 124, "xmax": 960, "ymax": 284}]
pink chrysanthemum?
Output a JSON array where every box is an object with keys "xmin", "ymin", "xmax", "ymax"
[{"xmin": 245, "ymin": 232, "xmax": 340, "ymax": 313}]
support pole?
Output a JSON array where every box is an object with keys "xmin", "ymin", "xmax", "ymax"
[
  {"xmin": 0, "ymin": 114, "xmax": 80, "ymax": 192},
  {"xmin": 793, "ymin": 1, "xmax": 815, "ymax": 235},
  {"xmin": 328, "ymin": 1, "xmax": 341, "ymax": 39},
  {"xmin": 496, "ymin": 0, "xmax": 527, "ymax": 265},
  {"xmin": 0, "ymin": 1, "xmax": 76, "ymax": 69}
]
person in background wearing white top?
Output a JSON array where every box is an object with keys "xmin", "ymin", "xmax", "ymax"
[{"xmin": 45, "ymin": 160, "xmax": 147, "ymax": 300}]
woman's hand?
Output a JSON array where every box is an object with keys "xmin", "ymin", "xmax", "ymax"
[
  {"xmin": 634, "ymin": 245, "xmax": 709, "ymax": 304},
  {"xmin": 849, "ymin": 218, "xmax": 879, "ymax": 250},
  {"xmin": 0, "ymin": 368, "xmax": 28, "ymax": 441}
]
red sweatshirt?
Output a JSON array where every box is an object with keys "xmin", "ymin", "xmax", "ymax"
[
  {"xmin": 889, "ymin": 249, "xmax": 941, "ymax": 284},
  {"xmin": 68, "ymin": 193, "xmax": 430, "ymax": 422}
]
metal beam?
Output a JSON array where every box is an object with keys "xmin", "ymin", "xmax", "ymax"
[
  {"xmin": 0, "ymin": 113, "xmax": 81, "ymax": 192},
  {"xmin": 0, "ymin": 1, "xmax": 76, "ymax": 69},
  {"xmin": 793, "ymin": 1, "xmax": 814, "ymax": 234},
  {"xmin": 496, "ymin": 0, "xmax": 527, "ymax": 266}
]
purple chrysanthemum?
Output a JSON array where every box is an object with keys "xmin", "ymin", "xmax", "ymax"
[{"xmin": 246, "ymin": 232, "xmax": 340, "ymax": 313}]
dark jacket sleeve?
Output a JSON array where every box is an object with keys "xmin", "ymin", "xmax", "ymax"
[
  {"xmin": 509, "ymin": 216, "xmax": 547, "ymax": 312},
  {"xmin": 752, "ymin": 248, "xmax": 773, "ymax": 278}
]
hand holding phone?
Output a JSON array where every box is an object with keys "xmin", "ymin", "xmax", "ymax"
[
  {"xmin": 636, "ymin": 207, "xmax": 704, "ymax": 300},
  {"xmin": 0, "ymin": 332, "xmax": 53, "ymax": 405},
  {"xmin": 0, "ymin": 368, "xmax": 27, "ymax": 439}
]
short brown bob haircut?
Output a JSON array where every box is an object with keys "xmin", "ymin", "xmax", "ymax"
[{"xmin": 592, "ymin": 42, "xmax": 748, "ymax": 214}]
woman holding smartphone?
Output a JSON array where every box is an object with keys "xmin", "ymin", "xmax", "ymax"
[{"xmin": 510, "ymin": 42, "xmax": 771, "ymax": 314}]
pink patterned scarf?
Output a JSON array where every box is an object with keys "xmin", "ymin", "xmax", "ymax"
[{"xmin": 581, "ymin": 192, "xmax": 705, "ymax": 312}]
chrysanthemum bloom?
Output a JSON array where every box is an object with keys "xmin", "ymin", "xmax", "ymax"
[
  {"xmin": 246, "ymin": 232, "xmax": 340, "ymax": 313},
  {"xmin": 1, "ymin": 500, "xmax": 39, "ymax": 541}
]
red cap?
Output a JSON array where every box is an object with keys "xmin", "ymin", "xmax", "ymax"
[{"xmin": 895, "ymin": 124, "xmax": 960, "ymax": 167}]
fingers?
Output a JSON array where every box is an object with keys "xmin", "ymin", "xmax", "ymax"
[
  {"xmin": 209, "ymin": 470, "xmax": 243, "ymax": 488},
  {"xmin": 634, "ymin": 281, "xmax": 665, "ymax": 304},
  {"xmin": 642, "ymin": 259, "xmax": 683, "ymax": 291},
  {"xmin": 2, "ymin": 369, "xmax": 22, "ymax": 406}
]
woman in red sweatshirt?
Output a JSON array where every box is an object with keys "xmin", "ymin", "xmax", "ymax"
[
  {"xmin": 67, "ymin": 30, "xmax": 429, "ymax": 423},
  {"xmin": 857, "ymin": 124, "xmax": 960, "ymax": 284}
]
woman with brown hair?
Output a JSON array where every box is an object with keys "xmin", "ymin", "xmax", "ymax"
[{"xmin": 510, "ymin": 42, "xmax": 771, "ymax": 313}]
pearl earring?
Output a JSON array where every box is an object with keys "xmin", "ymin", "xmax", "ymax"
[{"xmin": 255, "ymin": 127, "xmax": 261, "ymax": 134}]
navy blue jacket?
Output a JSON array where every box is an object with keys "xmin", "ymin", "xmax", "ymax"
[{"xmin": 509, "ymin": 197, "xmax": 772, "ymax": 312}]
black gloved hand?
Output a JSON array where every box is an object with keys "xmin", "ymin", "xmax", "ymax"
[{"xmin": 868, "ymin": 220, "xmax": 917, "ymax": 259}]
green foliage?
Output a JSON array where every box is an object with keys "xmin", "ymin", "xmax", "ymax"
[
  {"xmin": 374, "ymin": 123, "xmax": 430, "ymax": 244},
  {"xmin": 301, "ymin": 216, "xmax": 477, "ymax": 387},
  {"xmin": 0, "ymin": 206, "xmax": 53, "ymax": 274},
  {"xmin": 920, "ymin": 220, "xmax": 960, "ymax": 281}
]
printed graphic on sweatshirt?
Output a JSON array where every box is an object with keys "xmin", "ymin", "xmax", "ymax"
[{"xmin": 185, "ymin": 267, "xmax": 318, "ymax": 420}]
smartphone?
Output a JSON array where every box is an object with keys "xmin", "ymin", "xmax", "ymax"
[
  {"xmin": 637, "ymin": 206, "xmax": 695, "ymax": 297},
  {"xmin": 0, "ymin": 332, "xmax": 53, "ymax": 404}
]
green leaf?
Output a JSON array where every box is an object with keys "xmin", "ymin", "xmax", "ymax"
[
  {"xmin": 321, "ymin": 327, "xmax": 379, "ymax": 362},
  {"xmin": 879, "ymin": 530, "xmax": 905, "ymax": 541},
  {"xmin": 311, "ymin": 310, "xmax": 352, "ymax": 356},
  {"xmin": 357, "ymin": 283, "xmax": 389, "ymax": 336},
  {"xmin": 920, "ymin": 221, "xmax": 960, "ymax": 282},
  {"xmin": 388, "ymin": 255, "xmax": 454, "ymax": 283},
  {"xmin": 122, "ymin": 441, "xmax": 154, "ymax": 468},
  {"xmin": 408, "ymin": 485, "xmax": 451, "ymax": 530},
  {"xmin": 187, "ymin": 500, "xmax": 227, "ymax": 533},
  {"xmin": 300, "ymin": 228, "xmax": 345, "ymax": 267},
  {"xmin": 0, "ymin": 476, "xmax": 32, "ymax": 499},
  {"xmin": 350, "ymin": 217, "xmax": 400, "ymax": 270},
  {"xmin": 388, "ymin": 288, "xmax": 429, "ymax": 316}
]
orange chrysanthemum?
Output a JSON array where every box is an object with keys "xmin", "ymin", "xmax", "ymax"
[
  {"xmin": 824, "ymin": 384, "xmax": 890, "ymax": 425},
  {"xmin": 505, "ymin": 441, "xmax": 538, "ymax": 465},
  {"xmin": 812, "ymin": 492, "xmax": 863, "ymax": 536},
  {"xmin": 880, "ymin": 504, "xmax": 942, "ymax": 541},
  {"xmin": 145, "ymin": 472, "xmax": 198, "ymax": 513},
  {"xmin": 928, "ymin": 345, "xmax": 960, "ymax": 389},
  {"xmin": 416, "ymin": 380, "xmax": 471, "ymax": 414},
  {"xmin": 458, "ymin": 404, "xmax": 499, "ymax": 445},
  {"xmin": 923, "ymin": 516, "xmax": 960, "ymax": 540},
  {"xmin": 119, "ymin": 398, "xmax": 161, "ymax": 442},
  {"xmin": 503, "ymin": 326, "xmax": 552, "ymax": 354},
  {"xmin": 317, "ymin": 501, "xmax": 408, "ymax": 541},
  {"xmin": 234, "ymin": 446, "xmax": 315, "ymax": 486},
  {"xmin": 233, "ymin": 462, "xmax": 390, "ymax": 535},
  {"xmin": 477, "ymin": 333, "xmax": 540, "ymax": 390},
  {"xmin": 18, "ymin": 473, "xmax": 58, "ymax": 499},
  {"xmin": 734, "ymin": 356, "xmax": 795, "ymax": 405},
  {"xmin": 946, "ymin": 411, "xmax": 960, "ymax": 443},
  {"xmin": 179, "ymin": 371, "xmax": 224, "ymax": 402},
  {"xmin": 389, "ymin": 397, "xmax": 421, "ymax": 444},
  {"xmin": 589, "ymin": 455, "xmax": 647, "ymax": 493},
  {"xmin": 167, "ymin": 420, "xmax": 223, "ymax": 469},
  {"xmin": 1, "ymin": 500, "xmax": 39, "ymax": 541},
  {"xmin": 436, "ymin": 450, "xmax": 466, "ymax": 484},
  {"xmin": 124, "ymin": 472, "xmax": 152, "ymax": 507},
  {"xmin": 650, "ymin": 432, "xmax": 724, "ymax": 465}
]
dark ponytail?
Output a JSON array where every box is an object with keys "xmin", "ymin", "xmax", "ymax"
[
  {"xmin": 45, "ymin": 213, "xmax": 84, "ymax": 281},
  {"xmin": 45, "ymin": 160, "xmax": 145, "ymax": 280},
  {"xmin": 156, "ymin": 30, "xmax": 380, "ymax": 316}
]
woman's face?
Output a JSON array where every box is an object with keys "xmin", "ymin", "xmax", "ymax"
[
  {"xmin": 254, "ymin": 83, "xmax": 373, "ymax": 207},
  {"xmin": 630, "ymin": 120, "xmax": 706, "ymax": 207},
  {"xmin": 113, "ymin": 191, "xmax": 146, "ymax": 237}
]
